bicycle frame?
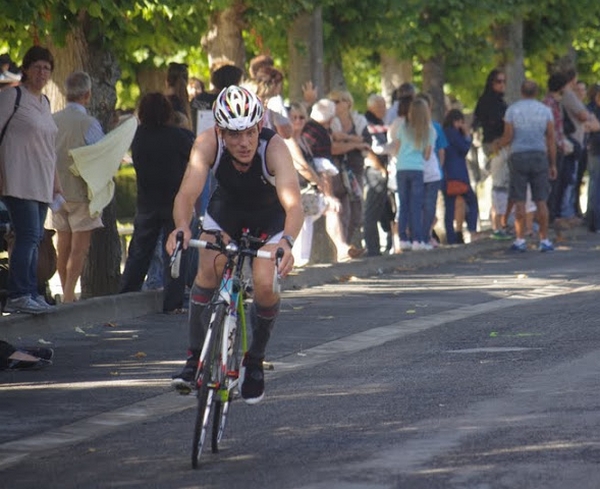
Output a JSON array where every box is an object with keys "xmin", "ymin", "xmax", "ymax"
[{"xmin": 210, "ymin": 262, "xmax": 249, "ymax": 404}]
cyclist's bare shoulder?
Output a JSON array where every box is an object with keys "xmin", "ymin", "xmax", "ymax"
[{"xmin": 190, "ymin": 126, "xmax": 218, "ymax": 169}]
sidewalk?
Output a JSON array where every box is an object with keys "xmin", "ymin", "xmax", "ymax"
[{"xmin": 0, "ymin": 227, "xmax": 585, "ymax": 344}]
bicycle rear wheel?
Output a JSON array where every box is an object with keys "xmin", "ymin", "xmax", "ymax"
[
  {"xmin": 191, "ymin": 304, "xmax": 226, "ymax": 469},
  {"xmin": 211, "ymin": 307, "xmax": 244, "ymax": 452}
]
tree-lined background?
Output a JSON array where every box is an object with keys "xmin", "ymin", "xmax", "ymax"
[{"xmin": 2, "ymin": 0, "xmax": 600, "ymax": 295}]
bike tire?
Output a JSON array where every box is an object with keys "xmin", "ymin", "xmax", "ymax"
[
  {"xmin": 211, "ymin": 399, "xmax": 224, "ymax": 453},
  {"xmin": 211, "ymin": 307, "xmax": 244, "ymax": 452},
  {"xmin": 191, "ymin": 304, "xmax": 226, "ymax": 469}
]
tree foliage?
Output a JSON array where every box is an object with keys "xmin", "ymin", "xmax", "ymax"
[{"xmin": 3, "ymin": 1, "xmax": 600, "ymax": 111}]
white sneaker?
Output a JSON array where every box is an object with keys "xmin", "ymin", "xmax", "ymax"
[
  {"xmin": 412, "ymin": 241, "xmax": 433, "ymax": 251},
  {"xmin": 32, "ymin": 295, "xmax": 54, "ymax": 309},
  {"xmin": 4, "ymin": 295, "xmax": 48, "ymax": 314},
  {"xmin": 399, "ymin": 240, "xmax": 412, "ymax": 251}
]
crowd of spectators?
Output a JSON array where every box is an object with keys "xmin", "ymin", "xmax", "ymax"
[{"xmin": 2, "ymin": 46, "xmax": 600, "ymax": 315}]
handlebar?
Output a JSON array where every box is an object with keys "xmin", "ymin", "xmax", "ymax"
[
  {"xmin": 169, "ymin": 230, "xmax": 285, "ymax": 289},
  {"xmin": 186, "ymin": 239, "xmax": 273, "ymax": 260}
]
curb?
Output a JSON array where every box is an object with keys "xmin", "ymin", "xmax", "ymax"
[{"xmin": 1, "ymin": 290, "xmax": 163, "ymax": 343}]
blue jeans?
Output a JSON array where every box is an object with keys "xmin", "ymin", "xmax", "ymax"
[
  {"xmin": 396, "ymin": 170, "xmax": 425, "ymax": 243},
  {"xmin": 120, "ymin": 209, "xmax": 186, "ymax": 312},
  {"xmin": 443, "ymin": 186, "xmax": 479, "ymax": 244},
  {"xmin": 423, "ymin": 180, "xmax": 441, "ymax": 241},
  {"xmin": 3, "ymin": 197, "xmax": 48, "ymax": 298},
  {"xmin": 142, "ymin": 231, "xmax": 164, "ymax": 291}
]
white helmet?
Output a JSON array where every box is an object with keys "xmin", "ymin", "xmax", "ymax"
[{"xmin": 213, "ymin": 85, "xmax": 264, "ymax": 131}]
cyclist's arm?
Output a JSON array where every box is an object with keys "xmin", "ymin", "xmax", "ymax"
[
  {"xmin": 266, "ymin": 135, "xmax": 304, "ymax": 275},
  {"xmin": 167, "ymin": 128, "xmax": 217, "ymax": 253}
]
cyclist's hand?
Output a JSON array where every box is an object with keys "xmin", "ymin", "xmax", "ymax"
[
  {"xmin": 276, "ymin": 241, "xmax": 295, "ymax": 278},
  {"xmin": 166, "ymin": 226, "xmax": 191, "ymax": 254},
  {"xmin": 325, "ymin": 196, "xmax": 341, "ymax": 213}
]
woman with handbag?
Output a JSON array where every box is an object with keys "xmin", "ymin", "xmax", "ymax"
[
  {"xmin": 0, "ymin": 46, "xmax": 61, "ymax": 314},
  {"xmin": 442, "ymin": 109, "xmax": 480, "ymax": 244}
]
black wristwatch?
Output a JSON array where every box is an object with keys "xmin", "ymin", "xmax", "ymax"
[{"xmin": 281, "ymin": 235, "xmax": 295, "ymax": 249}]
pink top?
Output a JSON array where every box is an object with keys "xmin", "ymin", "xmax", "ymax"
[{"xmin": 0, "ymin": 85, "xmax": 57, "ymax": 202}]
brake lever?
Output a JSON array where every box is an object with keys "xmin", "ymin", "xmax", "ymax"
[
  {"xmin": 170, "ymin": 231, "xmax": 184, "ymax": 279},
  {"xmin": 272, "ymin": 247, "xmax": 285, "ymax": 294}
]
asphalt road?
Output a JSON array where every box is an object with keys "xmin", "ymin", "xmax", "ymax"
[{"xmin": 2, "ymin": 231, "xmax": 600, "ymax": 489}]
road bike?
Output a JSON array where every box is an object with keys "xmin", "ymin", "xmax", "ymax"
[{"xmin": 170, "ymin": 228, "xmax": 283, "ymax": 468}]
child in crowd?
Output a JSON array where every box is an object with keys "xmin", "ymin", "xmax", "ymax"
[
  {"xmin": 395, "ymin": 98, "xmax": 436, "ymax": 251},
  {"xmin": 442, "ymin": 109, "xmax": 480, "ymax": 244}
]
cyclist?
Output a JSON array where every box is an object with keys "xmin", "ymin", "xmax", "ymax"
[{"xmin": 166, "ymin": 85, "xmax": 303, "ymax": 404}]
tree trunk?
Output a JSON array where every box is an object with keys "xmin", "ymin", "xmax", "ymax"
[
  {"xmin": 309, "ymin": 216, "xmax": 336, "ymax": 264},
  {"xmin": 45, "ymin": 27, "xmax": 89, "ymax": 111},
  {"xmin": 325, "ymin": 44, "xmax": 346, "ymax": 93},
  {"xmin": 201, "ymin": 1, "xmax": 246, "ymax": 69},
  {"xmin": 310, "ymin": 7, "xmax": 325, "ymax": 100},
  {"xmin": 288, "ymin": 11, "xmax": 313, "ymax": 104},
  {"xmin": 81, "ymin": 200, "xmax": 122, "ymax": 299},
  {"xmin": 493, "ymin": 19, "xmax": 525, "ymax": 105},
  {"xmin": 136, "ymin": 67, "xmax": 165, "ymax": 95},
  {"xmin": 380, "ymin": 54, "xmax": 412, "ymax": 105},
  {"xmin": 288, "ymin": 8, "xmax": 325, "ymax": 103},
  {"xmin": 421, "ymin": 55, "xmax": 445, "ymax": 123},
  {"xmin": 81, "ymin": 31, "xmax": 122, "ymax": 298},
  {"xmin": 49, "ymin": 17, "xmax": 122, "ymax": 298}
]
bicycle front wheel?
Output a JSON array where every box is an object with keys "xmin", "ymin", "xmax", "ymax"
[
  {"xmin": 191, "ymin": 304, "xmax": 226, "ymax": 469},
  {"xmin": 211, "ymin": 307, "xmax": 244, "ymax": 453}
]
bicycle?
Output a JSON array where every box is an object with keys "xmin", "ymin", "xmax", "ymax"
[{"xmin": 170, "ymin": 228, "xmax": 283, "ymax": 469}]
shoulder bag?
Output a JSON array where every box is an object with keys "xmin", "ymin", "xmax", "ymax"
[{"xmin": 0, "ymin": 86, "xmax": 22, "ymax": 146}]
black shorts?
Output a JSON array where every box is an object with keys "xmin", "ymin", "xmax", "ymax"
[{"xmin": 205, "ymin": 195, "xmax": 286, "ymax": 242}]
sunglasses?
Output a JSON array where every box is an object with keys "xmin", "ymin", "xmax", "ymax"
[
  {"xmin": 291, "ymin": 115, "xmax": 306, "ymax": 120},
  {"xmin": 494, "ymin": 78, "xmax": 506, "ymax": 84}
]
